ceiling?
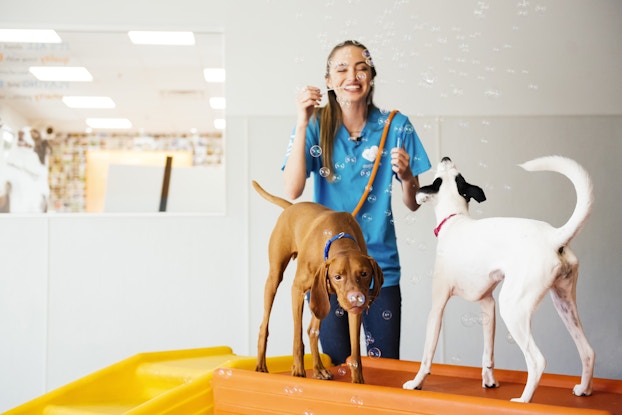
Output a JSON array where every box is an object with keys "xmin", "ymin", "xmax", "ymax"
[{"xmin": 0, "ymin": 30, "xmax": 224, "ymax": 136}]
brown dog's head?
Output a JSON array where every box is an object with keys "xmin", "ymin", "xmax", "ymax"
[{"xmin": 309, "ymin": 254, "xmax": 384, "ymax": 320}]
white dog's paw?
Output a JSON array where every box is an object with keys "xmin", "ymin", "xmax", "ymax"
[
  {"xmin": 572, "ymin": 384, "xmax": 592, "ymax": 397},
  {"xmin": 402, "ymin": 379, "xmax": 423, "ymax": 390},
  {"xmin": 481, "ymin": 368, "xmax": 499, "ymax": 389},
  {"xmin": 402, "ymin": 379, "xmax": 421, "ymax": 390}
]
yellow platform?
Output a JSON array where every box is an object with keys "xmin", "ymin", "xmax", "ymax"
[{"xmin": 3, "ymin": 345, "xmax": 329, "ymax": 415}]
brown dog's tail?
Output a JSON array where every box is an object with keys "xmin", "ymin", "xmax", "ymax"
[{"xmin": 252, "ymin": 180, "xmax": 293, "ymax": 210}]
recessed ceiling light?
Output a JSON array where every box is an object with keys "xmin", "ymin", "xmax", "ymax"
[
  {"xmin": 128, "ymin": 31, "xmax": 195, "ymax": 45},
  {"xmin": 62, "ymin": 96, "xmax": 115, "ymax": 109},
  {"xmin": 29, "ymin": 66, "xmax": 93, "ymax": 82},
  {"xmin": 0, "ymin": 29, "xmax": 61, "ymax": 43},
  {"xmin": 86, "ymin": 118, "xmax": 132, "ymax": 129},
  {"xmin": 214, "ymin": 119, "xmax": 226, "ymax": 130},
  {"xmin": 203, "ymin": 68, "xmax": 225, "ymax": 83},
  {"xmin": 209, "ymin": 97, "xmax": 226, "ymax": 110}
]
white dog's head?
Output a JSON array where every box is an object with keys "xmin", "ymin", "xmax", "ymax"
[{"xmin": 416, "ymin": 157, "xmax": 486, "ymax": 210}]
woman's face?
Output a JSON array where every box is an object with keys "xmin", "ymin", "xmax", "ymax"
[{"xmin": 326, "ymin": 45, "xmax": 374, "ymax": 106}]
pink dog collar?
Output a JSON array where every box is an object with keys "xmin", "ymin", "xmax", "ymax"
[{"xmin": 434, "ymin": 214, "xmax": 458, "ymax": 237}]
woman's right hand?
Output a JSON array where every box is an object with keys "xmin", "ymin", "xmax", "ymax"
[{"xmin": 296, "ymin": 86, "xmax": 322, "ymax": 123}]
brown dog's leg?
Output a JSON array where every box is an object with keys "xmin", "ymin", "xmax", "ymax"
[
  {"xmin": 291, "ymin": 279, "xmax": 308, "ymax": 377},
  {"xmin": 347, "ymin": 312, "xmax": 364, "ymax": 383},
  {"xmin": 256, "ymin": 269, "xmax": 284, "ymax": 373},
  {"xmin": 308, "ymin": 315, "xmax": 333, "ymax": 380}
]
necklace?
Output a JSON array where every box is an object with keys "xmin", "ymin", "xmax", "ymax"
[{"xmin": 347, "ymin": 121, "xmax": 366, "ymax": 142}]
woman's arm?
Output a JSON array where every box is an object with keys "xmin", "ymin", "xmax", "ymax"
[
  {"xmin": 283, "ymin": 86, "xmax": 322, "ymax": 200},
  {"xmin": 390, "ymin": 147, "xmax": 421, "ymax": 211}
]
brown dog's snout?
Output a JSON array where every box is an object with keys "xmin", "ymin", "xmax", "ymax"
[{"xmin": 347, "ymin": 291, "xmax": 366, "ymax": 308}]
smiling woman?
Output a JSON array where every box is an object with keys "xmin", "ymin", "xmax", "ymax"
[{"xmin": 0, "ymin": 29, "xmax": 226, "ymax": 213}]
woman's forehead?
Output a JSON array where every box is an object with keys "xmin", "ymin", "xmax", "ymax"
[{"xmin": 331, "ymin": 45, "xmax": 364, "ymax": 61}]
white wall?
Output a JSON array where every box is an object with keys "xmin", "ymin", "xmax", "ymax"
[{"xmin": 1, "ymin": 0, "xmax": 621, "ymax": 411}]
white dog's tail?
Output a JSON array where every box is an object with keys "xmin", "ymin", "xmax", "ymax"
[{"xmin": 519, "ymin": 156, "xmax": 593, "ymax": 247}]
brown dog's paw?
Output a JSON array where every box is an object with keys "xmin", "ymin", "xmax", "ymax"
[
  {"xmin": 291, "ymin": 365, "xmax": 307, "ymax": 378},
  {"xmin": 313, "ymin": 367, "xmax": 334, "ymax": 380},
  {"xmin": 346, "ymin": 357, "xmax": 364, "ymax": 384}
]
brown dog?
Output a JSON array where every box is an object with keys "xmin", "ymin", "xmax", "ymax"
[{"xmin": 253, "ymin": 181, "xmax": 383, "ymax": 383}]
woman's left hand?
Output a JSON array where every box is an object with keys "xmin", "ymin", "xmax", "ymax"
[{"xmin": 390, "ymin": 147, "xmax": 413, "ymax": 181}]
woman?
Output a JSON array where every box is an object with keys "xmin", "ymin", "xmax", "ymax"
[{"xmin": 282, "ymin": 40, "xmax": 431, "ymax": 364}]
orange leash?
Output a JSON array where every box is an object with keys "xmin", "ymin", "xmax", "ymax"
[{"xmin": 351, "ymin": 110, "xmax": 398, "ymax": 217}]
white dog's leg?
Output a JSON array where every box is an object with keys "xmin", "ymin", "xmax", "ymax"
[
  {"xmin": 549, "ymin": 255, "xmax": 594, "ymax": 397},
  {"xmin": 499, "ymin": 287, "xmax": 546, "ymax": 403},
  {"xmin": 403, "ymin": 288, "xmax": 451, "ymax": 391},
  {"xmin": 479, "ymin": 296, "xmax": 499, "ymax": 388}
]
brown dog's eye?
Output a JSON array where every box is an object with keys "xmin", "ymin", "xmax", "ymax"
[
  {"xmin": 333, "ymin": 274, "xmax": 342, "ymax": 281},
  {"xmin": 360, "ymin": 271, "xmax": 369, "ymax": 279}
]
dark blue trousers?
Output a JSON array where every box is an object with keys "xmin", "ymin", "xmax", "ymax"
[{"xmin": 317, "ymin": 285, "xmax": 401, "ymax": 365}]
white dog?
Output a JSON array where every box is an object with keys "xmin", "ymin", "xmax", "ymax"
[{"xmin": 403, "ymin": 156, "xmax": 594, "ymax": 403}]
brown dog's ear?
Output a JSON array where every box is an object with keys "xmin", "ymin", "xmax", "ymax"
[
  {"xmin": 367, "ymin": 257, "xmax": 384, "ymax": 304},
  {"xmin": 309, "ymin": 263, "xmax": 331, "ymax": 320}
]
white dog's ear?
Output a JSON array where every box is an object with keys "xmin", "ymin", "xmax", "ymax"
[
  {"xmin": 456, "ymin": 174, "xmax": 486, "ymax": 203},
  {"xmin": 416, "ymin": 177, "xmax": 442, "ymax": 204}
]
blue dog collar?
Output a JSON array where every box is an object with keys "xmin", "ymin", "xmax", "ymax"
[{"xmin": 324, "ymin": 232, "xmax": 357, "ymax": 261}]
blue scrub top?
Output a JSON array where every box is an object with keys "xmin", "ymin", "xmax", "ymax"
[{"xmin": 283, "ymin": 107, "xmax": 431, "ymax": 287}]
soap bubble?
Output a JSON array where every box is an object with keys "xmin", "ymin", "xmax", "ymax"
[
  {"xmin": 348, "ymin": 292, "xmax": 365, "ymax": 307},
  {"xmin": 350, "ymin": 395, "xmax": 364, "ymax": 406},
  {"xmin": 310, "ymin": 145, "xmax": 322, "ymax": 158},
  {"xmin": 216, "ymin": 368, "xmax": 232, "ymax": 378},
  {"xmin": 410, "ymin": 274, "xmax": 423, "ymax": 285},
  {"xmin": 337, "ymin": 96, "xmax": 351, "ymax": 108},
  {"xmin": 347, "ymin": 361, "xmax": 359, "ymax": 369},
  {"xmin": 382, "ymin": 310, "xmax": 393, "ymax": 320},
  {"xmin": 368, "ymin": 347, "xmax": 382, "ymax": 358},
  {"xmin": 319, "ymin": 167, "xmax": 331, "ymax": 177},
  {"xmin": 461, "ymin": 312, "xmax": 476, "ymax": 327}
]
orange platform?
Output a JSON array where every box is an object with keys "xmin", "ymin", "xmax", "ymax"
[{"xmin": 213, "ymin": 357, "xmax": 622, "ymax": 415}]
